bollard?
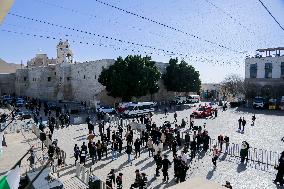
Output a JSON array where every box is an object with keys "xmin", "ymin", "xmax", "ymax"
[
  {"xmin": 81, "ymin": 166, "xmax": 86, "ymax": 182},
  {"xmin": 86, "ymin": 169, "xmax": 90, "ymax": 184},
  {"xmin": 75, "ymin": 163, "xmax": 81, "ymax": 177}
]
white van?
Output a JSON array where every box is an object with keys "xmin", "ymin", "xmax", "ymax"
[
  {"xmin": 123, "ymin": 102, "xmax": 156, "ymax": 117},
  {"xmin": 187, "ymin": 95, "xmax": 200, "ymax": 103},
  {"xmin": 175, "ymin": 96, "xmax": 187, "ymax": 104}
]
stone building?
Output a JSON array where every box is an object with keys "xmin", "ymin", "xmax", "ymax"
[
  {"xmin": 245, "ymin": 47, "xmax": 284, "ymax": 98},
  {"xmin": 10, "ymin": 40, "xmax": 180, "ymax": 106}
]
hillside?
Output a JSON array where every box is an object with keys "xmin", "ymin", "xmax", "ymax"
[{"xmin": 0, "ymin": 58, "xmax": 21, "ymax": 73}]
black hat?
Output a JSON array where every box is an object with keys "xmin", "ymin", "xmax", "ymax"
[
  {"xmin": 135, "ymin": 169, "xmax": 139, "ymax": 173},
  {"xmin": 119, "ymin": 173, "xmax": 123, "ymax": 176},
  {"xmin": 141, "ymin": 173, "xmax": 146, "ymax": 176}
]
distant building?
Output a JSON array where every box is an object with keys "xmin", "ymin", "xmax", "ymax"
[
  {"xmin": 200, "ymin": 83, "xmax": 221, "ymax": 100},
  {"xmin": 245, "ymin": 47, "xmax": 284, "ymax": 98},
  {"xmin": 0, "ymin": 40, "xmax": 185, "ymax": 106}
]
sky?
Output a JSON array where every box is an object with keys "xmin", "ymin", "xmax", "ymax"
[{"xmin": 0, "ymin": 0, "xmax": 284, "ymax": 83}]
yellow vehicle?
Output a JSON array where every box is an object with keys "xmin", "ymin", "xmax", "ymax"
[{"xmin": 268, "ymin": 99, "xmax": 277, "ymax": 110}]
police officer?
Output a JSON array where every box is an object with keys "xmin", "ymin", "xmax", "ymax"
[
  {"xmin": 106, "ymin": 169, "xmax": 115, "ymax": 189},
  {"xmin": 116, "ymin": 173, "xmax": 123, "ymax": 189},
  {"xmin": 154, "ymin": 151, "xmax": 162, "ymax": 176},
  {"xmin": 162, "ymin": 154, "xmax": 171, "ymax": 181}
]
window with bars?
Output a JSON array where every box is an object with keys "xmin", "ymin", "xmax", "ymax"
[
  {"xmin": 265, "ymin": 63, "xmax": 272, "ymax": 78},
  {"xmin": 250, "ymin": 63, "xmax": 257, "ymax": 78}
]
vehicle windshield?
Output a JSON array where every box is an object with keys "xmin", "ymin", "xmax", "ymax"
[
  {"xmin": 126, "ymin": 106, "xmax": 134, "ymax": 111},
  {"xmin": 254, "ymin": 98, "xmax": 263, "ymax": 103},
  {"xmin": 197, "ymin": 107, "xmax": 205, "ymax": 111}
]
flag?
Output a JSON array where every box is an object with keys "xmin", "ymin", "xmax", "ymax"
[
  {"xmin": 0, "ymin": 0, "xmax": 14, "ymax": 24},
  {"xmin": 0, "ymin": 165, "xmax": 20, "ymax": 189}
]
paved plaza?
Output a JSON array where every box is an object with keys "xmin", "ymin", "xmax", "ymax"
[
  {"xmin": 1, "ymin": 105, "xmax": 284, "ymax": 189},
  {"xmin": 53, "ymin": 105, "xmax": 284, "ymax": 188}
]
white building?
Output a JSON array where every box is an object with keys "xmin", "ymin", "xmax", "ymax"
[{"xmin": 245, "ymin": 47, "xmax": 284, "ymax": 98}]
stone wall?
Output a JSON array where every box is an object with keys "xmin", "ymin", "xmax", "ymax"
[
  {"xmin": 12, "ymin": 59, "xmax": 197, "ymax": 106},
  {"xmin": 0, "ymin": 73, "xmax": 15, "ymax": 95}
]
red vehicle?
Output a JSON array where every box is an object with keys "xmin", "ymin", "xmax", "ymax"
[{"xmin": 192, "ymin": 106, "xmax": 214, "ymax": 118}]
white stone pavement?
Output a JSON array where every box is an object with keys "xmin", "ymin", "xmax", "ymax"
[{"xmin": 50, "ymin": 105, "xmax": 284, "ymax": 189}]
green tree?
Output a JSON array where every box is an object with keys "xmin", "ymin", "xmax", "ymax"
[
  {"xmin": 162, "ymin": 58, "xmax": 201, "ymax": 92},
  {"xmin": 98, "ymin": 55, "xmax": 161, "ymax": 101}
]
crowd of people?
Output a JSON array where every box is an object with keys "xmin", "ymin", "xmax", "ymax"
[{"xmin": 1, "ymin": 95, "xmax": 284, "ymax": 188}]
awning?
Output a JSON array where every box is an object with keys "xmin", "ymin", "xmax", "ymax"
[
  {"xmin": 0, "ymin": 0, "xmax": 14, "ymax": 24},
  {"xmin": 167, "ymin": 177, "xmax": 226, "ymax": 189}
]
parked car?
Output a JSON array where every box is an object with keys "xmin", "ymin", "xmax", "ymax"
[
  {"xmin": 187, "ymin": 95, "xmax": 200, "ymax": 103},
  {"xmin": 47, "ymin": 102, "xmax": 57, "ymax": 110},
  {"xmin": 16, "ymin": 99, "xmax": 25, "ymax": 107},
  {"xmin": 175, "ymin": 96, "xmax": 187, "ymax": 104},
  {"xmin": 191, "ymin": 106, "xmax": 213, "ymax": 118},
  {"xmin": 97, "ymin": 106, "xmax": 117, "ymax": 114},
  {"xmin": 16, "ymin": 110, "xmax": 32, "ymax": 119},
  {"xmin": 253, "ymin": 97, "xmax": 265, "ymax": 109}
]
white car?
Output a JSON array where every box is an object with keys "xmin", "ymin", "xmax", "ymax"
[{"xmin": 97, "ymin": 106, "xmax": 117, "ymax": 114}]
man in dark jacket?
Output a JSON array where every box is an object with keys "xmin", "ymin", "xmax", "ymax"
[
  {"xmin": 134, "ymin": 138, "xmax": 141, "ymax": 158},
  {"xmin": 274, "ymin": 151, "xmax": 284, "ymax": 186},
  {"xmin": 154, "ymin": 151, "xmax": 163, "ymax": 176},
  {"xmin": 162, "ymin": 155, "xmax": 172, "ymax": 181}
]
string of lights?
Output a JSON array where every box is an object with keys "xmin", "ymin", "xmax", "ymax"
[
  {"xmin": 92, "ymin": 0, "xmax": 246, "ymax": 54},
  {"xmin": 31, "ymin": 0, "xmax": 245, "ymax": 61},
  {"xmin": 7, "ymin": 12, "xmax": 239, "ymax": 66},
  {"xmin": 258, "ymin": 0, "xmax": 284, "ymax": 31},
  {"xmin": 1, "ymin": 27, "xmax": 240, "ymax": 67},
  {"xmin": 204, "ymin": 0, "xmax": 256, "ymax": 36}
]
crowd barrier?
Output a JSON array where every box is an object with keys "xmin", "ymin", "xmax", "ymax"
[{"xmin": 207, "ymin": 138, "xmax": 280, "ymax": 167}]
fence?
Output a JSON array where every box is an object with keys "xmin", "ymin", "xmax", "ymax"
[{"xmin": 205, "ymin": 138, "xmax": 281, "ymax": 167}]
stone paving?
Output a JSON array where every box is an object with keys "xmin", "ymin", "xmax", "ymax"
[
  {"xmin": 1, "ymin": 105, "xmax": 284, "ymax": 188},
  {"xmin": 50, "ymin": 104, "xmax": 284, "ymax": 189}
]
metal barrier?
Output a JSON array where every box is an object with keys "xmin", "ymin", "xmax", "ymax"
[{"xmin": 207, "ymin": 138, "xmax": 280, "ymax": 167}]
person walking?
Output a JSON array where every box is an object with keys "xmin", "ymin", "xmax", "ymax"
[
  {"xmin": 116, "ymin": 173, "xmax": 123, "ymax": 189},
  {"xmin": 179, "ymin": 161, "xmax": 189, "ymax": 182},
  {"xmin": 238, "ymin": 117, "xmax": 242, "ymax": 131},
  {"xmin": 74, "ymin": 144, "xmax": 80, "ymax": 164},
  {"xmin": 251, "ymin": 114, "xmax": 256, "ymax": 126},
  {"xmin": 240, "ymin": 141, "xmax": 249, "ymax": 163},
  {"xmin": 218, "ymin": 134, "xmax": 224, "ymax": 152},
  {"xmin": 242, "ymin": 117, "xmax": 246, "ymax": 132},
  {"xmin": 147, "ymin": 138, "xmax": 154, "ymax": 157},
  {"xmin": 224, "ymin": 136, "xmax": 230, "ymax": 153},
  {"xmin": 174, "ymin": 112, "xmax": 177, "ymax": 123},
  {"xmin": 96, "ymin": 140, "xmax": 102, "ymax": 161},
  {"xmin": 274, "ymin": 151, "xmax": 284, "ymax": 186},
  {"xmin": 126, "ymin": 142, "xmax": 133, "ymax": 164},
  {"xmin": 212, "ymin": 145, "xmax": 219, "ymax": 167},
  {"xmin": 106, "ymin": 169, "xmax": 116, "ymax": 189},
  {"xmin": 154, "ymin": 151, "xmax": 163, "ymax": 177},
  {"xmin": 111, "ymin": 140, "xmax": 118, "ymax": 160},
  {"xmin": 134, "ymin": 138, "xmax": 141, "ymax": 158},
  {"xmin": 162, "ymin": 154, "xmax": 171, "ymax": 181},
  {"xmin": 88, "ymin": 141, "xmax": 96, "ymax": 165}
]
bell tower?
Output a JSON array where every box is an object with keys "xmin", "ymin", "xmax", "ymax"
[{"xmin": 56, "ymin": 40, "xmax": 73, "ymax": 64}]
